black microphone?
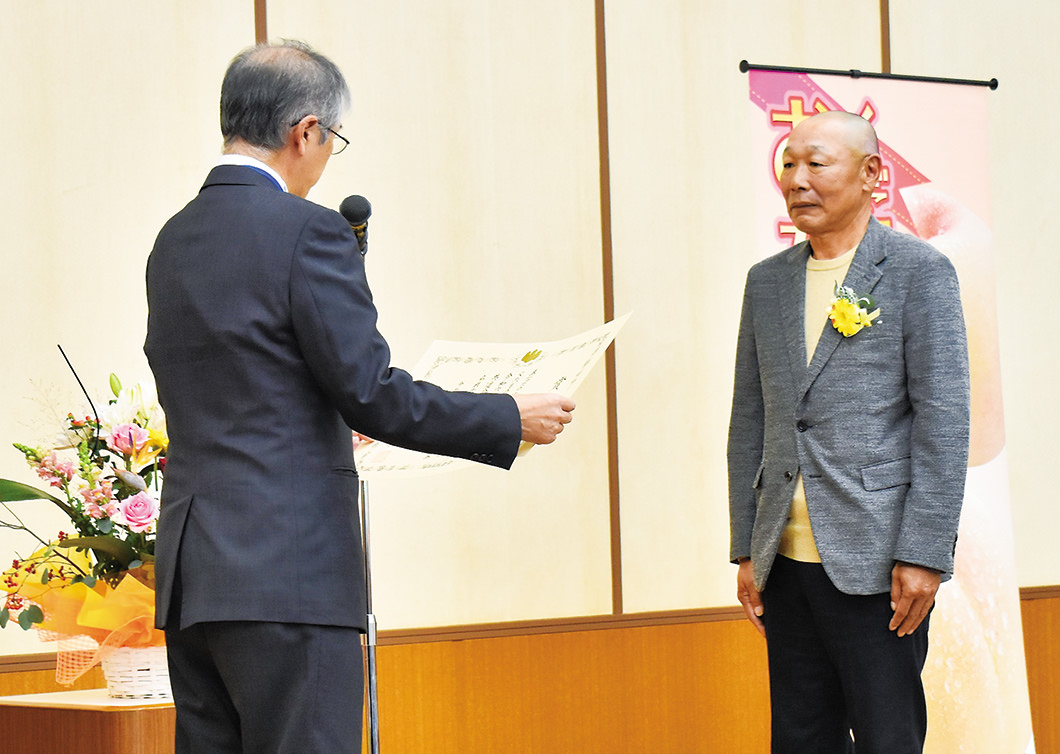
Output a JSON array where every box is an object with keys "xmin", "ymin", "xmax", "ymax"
[{"xmin": 339, "ymin": 195, "xmax": 372, "ymax": 256}]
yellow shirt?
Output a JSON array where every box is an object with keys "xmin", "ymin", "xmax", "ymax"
[{"xmin": 777, "ymin": 247, "xmax": 856, "ymax": 563}]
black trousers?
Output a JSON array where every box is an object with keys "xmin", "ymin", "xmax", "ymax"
[
  {"xmin": 164, "ymin": 620, "xmax": 365, "ymax": 753},
  {"xmin": 761, "ymin": 556, "xmax": 930, "ymax": 754}
]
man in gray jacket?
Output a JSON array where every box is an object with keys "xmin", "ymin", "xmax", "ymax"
[{"xmin": 728, "ymin": 111, "xmax": 969, "ymax": 754}]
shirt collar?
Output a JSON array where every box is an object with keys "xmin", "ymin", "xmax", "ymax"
[{"xmin": 216, "ymin": 154, "xmax": 288, "ymax": 193}]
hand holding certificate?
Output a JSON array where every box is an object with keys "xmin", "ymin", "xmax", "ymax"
[
  {"xmin": 513, "ymin": 393, "xmax": 576, "ymax": 446},
  {"xmin": 354, "ymin": 314, "xmax": 629, "ymax": 476}
]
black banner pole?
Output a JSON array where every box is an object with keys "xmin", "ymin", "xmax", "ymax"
[{"xmin": 739, "ymin": 60, "xmax": 998, "ymax": 90}]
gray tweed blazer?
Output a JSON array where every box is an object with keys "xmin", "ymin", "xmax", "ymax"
[{"xmin": 728, "ymin": 217, "xmax": 970, "ymax": 595}]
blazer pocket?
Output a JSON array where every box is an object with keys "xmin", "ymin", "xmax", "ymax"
[{"xmin": 860, "ymin": 457, "xmax": 911, "ymax": 491}]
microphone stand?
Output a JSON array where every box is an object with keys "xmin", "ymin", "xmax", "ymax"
[
  {"xmin": 349, "ymin": 200, "xmax": 377, "ymax": 749},
  {"xmin": 359, "ymin": 479, "xmax": 381, "ymax": 754}
]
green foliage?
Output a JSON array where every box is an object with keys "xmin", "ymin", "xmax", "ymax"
[
  {"xmin": 61, "ymin": 535, "xmax": 138, "ymax": 569},
  {"xmin": 17, "ymin": 604, "xmax": 43, "ymax": 629},
  {"xmin": 0, "ymin": 479, "xmax": 68, "ymax": 510}
]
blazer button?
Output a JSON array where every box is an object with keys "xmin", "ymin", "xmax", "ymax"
[
  {"xmin": 784, "ymin": 471, "xmax": 794, "ymax": 482},
  {"xmin": 796, "ymin": 420, "xmax": 809, "ymax": 432}
]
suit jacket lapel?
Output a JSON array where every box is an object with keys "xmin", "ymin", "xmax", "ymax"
[
  {"xmin": 776, "ymin": 243, "xmax": 811, "ymax": 385},
  {"xmin": 800, "ymin": 218, "xmax": 887, "ymax": 398}
]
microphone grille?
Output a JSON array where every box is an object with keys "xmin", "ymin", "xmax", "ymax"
[{"xmin": 339, "ymin": 194, "xmax": 372, "ymax": 225}]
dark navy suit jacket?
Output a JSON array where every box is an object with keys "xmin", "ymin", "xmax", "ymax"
[{"xmin": 145, "ymin": 165, "xmax": 520, "ymax": 631}]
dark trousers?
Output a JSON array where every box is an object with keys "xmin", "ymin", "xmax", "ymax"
[
  {"xmin": 761, "ymin": 556, "xmax": 929, "ymax": 754},
  {"xmin": 165, "ymin": 621, "xmax": 365, "ymax": 754}
]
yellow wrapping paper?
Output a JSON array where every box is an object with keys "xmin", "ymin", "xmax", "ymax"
[{"xmin": 33, "ymin": 569, "xmax": 164, "ymax": 684}]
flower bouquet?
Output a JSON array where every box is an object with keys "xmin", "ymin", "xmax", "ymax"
[{"xmin": 0, "ymin": 375, "xmax": 169, "ymax": 691}]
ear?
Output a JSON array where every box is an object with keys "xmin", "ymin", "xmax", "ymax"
[
  {"xmin": 289, "ymin": 116, "xmax": 318, "ymax": 156},
  {"xmin": 862, "ymin": 154, "xmax": 882, "ymax": 191}
]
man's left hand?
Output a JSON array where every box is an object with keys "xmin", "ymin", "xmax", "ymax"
[{"xmin": 889, "ymin": 562, "xmax": 941, "ymax": 637}]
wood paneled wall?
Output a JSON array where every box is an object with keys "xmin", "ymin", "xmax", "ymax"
[
  {"xmin": 6, "ymin": 592, "xmax": 1055, "ymax": 753},
  {"xmin": 1021, "ymin": 591, "xmax": 1060, "ymax": 754},
  {"xmin": 370, "ymin": 597, "xmax": 1060, "ymax": 753},
  {"xmin": 0, "ymin": 666, "xmax": 103, "ymax": 697},
  {"xmin": 373, "ymin": 618, "xmax": 770, "ymax": 753}
]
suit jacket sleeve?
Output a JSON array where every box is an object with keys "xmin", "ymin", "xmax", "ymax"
[
  {"xmin": 893, "ymin": 250, "xmax": 970, "ymax": 573},
  {"xmin": 289, "ymin": 209, "xmax": 521, "ymax": 468},
  {"xmin": 727, "ymin": 269, "xmax": 766, "ymax": 563}
]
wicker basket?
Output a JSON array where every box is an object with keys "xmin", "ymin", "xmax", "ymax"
[{"xmin": 101, "ymin": 646, "xmax": 172, "ymax": 699}]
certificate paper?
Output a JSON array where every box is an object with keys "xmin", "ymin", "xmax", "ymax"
[{"xmin": 354, "ymin": 314, "xmax": 629, "ymax": 476}]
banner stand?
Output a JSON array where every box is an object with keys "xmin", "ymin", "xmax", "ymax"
[{"xmin": 741, "ymin": 62, "xmax": 1032, "ymax": 754}]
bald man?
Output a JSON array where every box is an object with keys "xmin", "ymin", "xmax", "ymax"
[{"xmin": 727, "ymin": 111, "xmax": 970, "ymax": 753}]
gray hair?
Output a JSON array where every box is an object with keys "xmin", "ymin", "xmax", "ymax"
[{"xmin": 220, "ymin": 40, "xmax": 351, "ymax": 151}]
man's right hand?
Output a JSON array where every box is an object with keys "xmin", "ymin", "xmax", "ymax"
[
  {"xmin": 737, "ymin": 559, "xmax": 766, "ymax": 637},
  {"xmin": 513, "ymin": 394, "xmax": 575, "ymax": 445}
]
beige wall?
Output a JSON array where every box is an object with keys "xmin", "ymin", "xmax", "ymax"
[
  {"xmin": 604, "ymin": 0, "xmax": 883, "ymax": 612},
  {"xmin": 2, "ymin": 1, "xmax": 1057, "ymax": 656},
  {"xmin": 0, "ymin": 2, "xmax": 254, "ymax": 653},
  {"xmin": 263, "ymin": 1, "xmax": 613, "ymax": 627}
]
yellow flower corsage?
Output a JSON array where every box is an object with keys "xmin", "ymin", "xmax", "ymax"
[{"xmin": 828, "ymin": 283, "xmax": 881, "ymax": 338}]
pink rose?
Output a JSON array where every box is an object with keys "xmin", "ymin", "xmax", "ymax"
[
  {"xmin": 116, "ymin": 491, "xmax": 159, "ymax": 533},
  {"xmin": 107, "ymin": 423, "xmax": 150, "ymax": 457}
]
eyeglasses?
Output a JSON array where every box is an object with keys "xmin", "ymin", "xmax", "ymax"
[{"xmin": 326, "ymin": 127, "xmax": 349, "ymax": 155}]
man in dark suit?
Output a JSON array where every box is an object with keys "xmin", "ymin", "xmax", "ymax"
[
  {"xmin": 144, "ymin": 40, "xmax": 575, "ymax": 754},
  {"xmin": 727, "ymin": 111, "xmax": 970, "ymax": 753}
]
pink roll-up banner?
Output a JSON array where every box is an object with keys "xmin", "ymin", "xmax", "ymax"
[{"xmin": 746, "ymin": 68, "xmax": 1034, "ymax": 753}]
